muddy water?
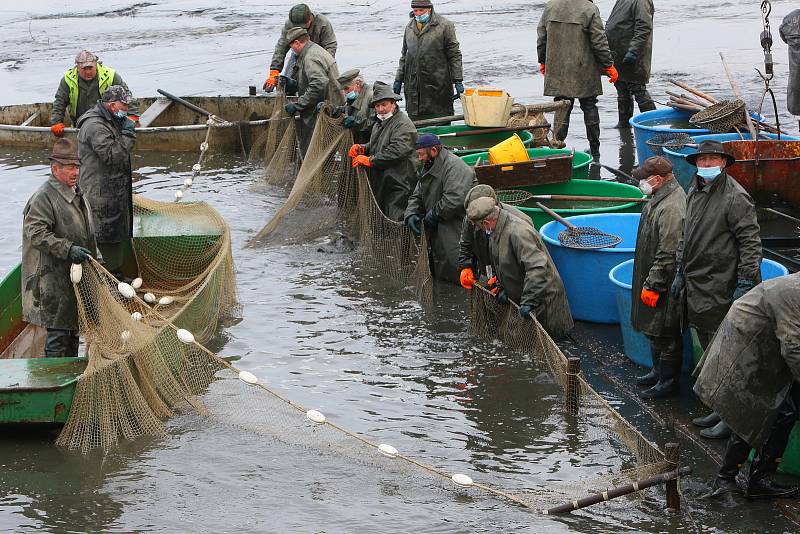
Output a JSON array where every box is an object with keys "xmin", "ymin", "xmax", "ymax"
[{"xmin": 1, "ymin": 1, "xmax": 799, "ymax": 532}]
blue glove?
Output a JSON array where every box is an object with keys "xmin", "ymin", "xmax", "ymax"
[
  {"xmin": 346, "ymin": 92, "xmax": 358, "ymax": 104},
  {"xmin": 733, "ymin": 279, "xmax": 754, "ymax": 300},
  {"xmin": 120, "ymin": 117, "xmax": 136, "ymax": 136},
  {"xmin": 68, "ymin": 245, "xmax": 92, "ymax": 263},
  {"xmin": 393, "ymin": 80, "xmax": 403, "ymax": 95},
  {"xmin": 315, "ymin": 102, "xmax": 325, "ymax": 113},
  {"xmin": 670, "ymin": 266, "xmax": 685, "ymax": 300},
  {"xmin": 496, "ymin": 288, "xmax": 509, "ymax": 304},
  {"xmin": 343, "ymin": 116, "xmax": 355, "ymax": 129},
  {"xmin": 405, "ymin": 214, "xmax": 422, "ymax": 237},
  {"xmin": 519, "ymin": 304, "xmax": 533, "ymax": 318},
  {"xmin": 285, "ymin": 103, "xmax": 298, "ymax": 115},
  {"xmin": 453, "ymin": 81, "xmax": 465, "ymax": 101},
  {"xmin": 622, "ymin": 51, "xmax": 638, "ymax": 65},
  {"xmin": 423, "ymin": 209, "xmax": 438, "ymax": 229}
]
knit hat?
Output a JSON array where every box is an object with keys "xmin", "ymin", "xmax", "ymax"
[
  {"xmin": 415, "ymin": 133, "xmax": 441, "ymax": 149},
  {"xmin": 289, "ymin": 4, "xmax": 310, "ymax": 24},
  {"xmin": 463, "ymin": 184, "xmax": 497, "ymax": 210},
  {"xmin": 466, "ymin": 197, "xmax": 497, "ymax": 222}
]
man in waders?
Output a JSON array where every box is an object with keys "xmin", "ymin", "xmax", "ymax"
[
  {"xmin": 695, "ymin": 273, "xmax": 800, "ymax": 499},
  {"xmin": 466, "ymin": 197, "xmax": 573, "ymax": 340},
  {"xmin": 537, "ymin": 0, "xmax": 618, "ymax": 161},
  {"xmin": 605, "ymin": 0, "xmax": 657, "ymax": 127},
  {"xmin": 671, "ymin": 140, "xmax": 762, "ymax": 439},
  {"xmin": 337, "ymin": 69, "xmax": 374, "ymax": 144},
  {"xmin": 51, "ymin": 50, "xmax": 130, "ymax": 136},
  {"xmin": 394, "ymin": 0, "xmax": 464, "ymax": 121},
  {"xmin": 404, "ymin": 133, "xmax": 476, "ymax": 284},
  {"xmin": 780, "ymin": 9, "xmax": 800, "ymax": 130},
  {"xmin": 630, "ymin": 157, "xmax": 686, "ymax": 399}
]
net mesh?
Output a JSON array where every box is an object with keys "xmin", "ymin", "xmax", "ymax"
[
  {"xmin": 557, "ymin": 227, "xmax": 623, "ymax": 250},
  {"xmin": 689, "ymin": 99, "xmax": 747, "ymax": 133}
]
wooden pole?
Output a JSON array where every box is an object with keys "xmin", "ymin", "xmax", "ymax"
[
  {"xmin": 565, "ymin": 357, "xmax": 581, "ymax": 416},
  {"xmin": 664, "ymin": 442, "xmax": 681, "ymax": 511},
  {"xmin": 668, "ymin": 79, "xmax": 719, "ymax": 105},
  {"xmin": 719, "ymin": 52, "xmax": 759, "ymax": 141},
  {"xmin": 412, "ymin": 114, "xmax": 464, "ymax": 127}
]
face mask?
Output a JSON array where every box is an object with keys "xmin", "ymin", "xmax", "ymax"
[
  {"xmin": 376, "ymin": 110, "xmax": 394, "ymax": 121},
  {"xmin": 423, "ymin": 158, "xmax": 434, "ymax": 171},
  {"xmin": 113, "ymin": 110, "xmax": 127, "ymax": 120},
  {"xmin": 415, "ymin": 13, "xmax": 430, "ymax": 23},
  {"xmin": 638, "ymin": 176, "xmax": 659, "ymax": 195},
  {"xmin": 346, "ymin": 91, "xmax": 358, "ymax": 103},
  {"xmin": 484, "ymin": 229, "xmax": 493, "ymax": 236},
  {"xmin": 697, "ymin": 166, "xmax": 721, "ymax": 180}
]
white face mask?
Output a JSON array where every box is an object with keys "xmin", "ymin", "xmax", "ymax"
[{"xmin": 376, "ymin": 110, "xmax": 394, "ymax": 121}]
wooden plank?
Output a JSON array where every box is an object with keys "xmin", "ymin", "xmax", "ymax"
[
  {"xmin": 137, "ymin": 97, "xmax": 173, "ymax": 127},
  {"xmin": 0, "ymin": 323, "xmax": 46, "ymax": 360},
  {"xmin": 20, "ymin": 111, "xmax": 40, "ymax": 126},
  {"xmin": 475, "ymin": 154, "xmax": 573, "ymax": 189}
]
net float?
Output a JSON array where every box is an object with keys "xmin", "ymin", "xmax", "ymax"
[
  {"xmin": 143, "ymin": 293, "xmax": 156, "ymax": 303},
  {"xmin": 131, "ymin": 277, "xmax": 143, "ymax": 289},
  {"xmin": 306, "ymin": 409, "xmax": 326, "ymax": 424},
  {"xmin": 117, "ymin": 282, "xmax": 135, "ymax": 299},
  {"xmin": 69, "ymin": 263, "xmax": 82, "ymax": 284},
  {"xmin": 184, "ymin": 178, "xmax": 193, "ymax": 187},
  {"xmin": 378, "ymin": 444, "xmax": 398, "ymax": 458},
  {"xmin": 238, "ymin": 371, "xmax": 258, "ymax": 384},
  {"xmin": 451, "ymin": 474, "xmax": 474, "ymax": 487},
  {"xmin": 175, "ymin": 190, "xmax": 183, "ymax": 200},
  {"xmin": 158, "ymin": 296, "xmax": 174, "ymax": 306},
  {"xmin": 131, "ymin": 311, "xmax": 142, "ymax": 322},
  {"xmin": 176, "ymin": 328, "xmax": 195, "ymax": 344}
]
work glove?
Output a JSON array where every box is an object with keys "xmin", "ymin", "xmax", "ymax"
[
  {"xmin": 459, "ymin": 268, "xmax": 475, "ymax": 289},
  {"xmin": 343, "ymin": 116, "xmax": 355, "ymax": 129},
  {"xmin": 405, "ymin": 214, "xmax": 422, "ymax": 237},
  {"xmin": 539, "ymin": 63, "xmax": 546, "ymax": 75},
  {"xmin": 487, "ymin": 275, "xmax": 497, "ymax": 290},
  {"xmin": 622, "ymin": 50, "xmax": 638, "ymax": 66},
  {"xmin": 733, "ymin": 279, "xmax": 754, "ymax": 300},
  {"xmin": 50, "ymin": 123, "xmax": 65, "ymax": 137},
  {"xmin": 279, "ymin": 75, "xmax": 298, "ymax": 93},
  {"xmin": 351, "ymin": 154, "xmax": 372, "ymax": 168},
  {"xmin": 423, "ymin": 209, "xmax": 438, "ymax": 229},
  {"xmin": 348, "ymin": 144, "xmax": 365, "ymax": 158},
  {"xmin": 670, "ymin": 266, "xmax": 685, "ymax": 300},
  {"xmin": 263, "ymin": 69, "xmax": 281, "ymax": 92},
  {"xmin": 519, "ymin": 304, "xmax": 533, "ymax": 318},
  {"xmin": 604, "ymin": 65, "xmax": 619, "ymax": 84},
  {"xmin": 346, "ymin": 92, "xmax": 358, "ymax": 104},
  {"xmin": 315, "ymin": 102, "xmax": 325, "ymax": 114},
  {"xmin": 284, "ymin": 103, "xmax": 298, "ymax": 116},
  {"xmin": 392, "ymin": 80, "xmax": 403, "ymax": 95},
  {"xmin": 452, "ymin": 80, "xmax": 465, "ymax": 101},
  {"xmin": 120, "ymin": 117, "xmax": 136, "ymax": 137},
  {"xmin": 640, "ymin": 288, "xmax": 659, "ymax": 308},
  {"xmin": 496, "ymin": 288, "xmax": 509, "ymax": 304},
  {"xmin": 68, "ymin": 245, "xmax": 92, "ymax": 263}
]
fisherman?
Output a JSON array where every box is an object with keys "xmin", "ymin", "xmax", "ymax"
[
  {"xmin": 466, "ymin": 197, "xmax": 573, "ymax": 339},
  {"xmin": 337, "ymin": 69, "xmax": 374, "ymax": 144},
  {"xmin": 537, "ymin": 0, "xmax": 618, "ymax": 161},
  {"xmin": 282, "ymin": 27, "xmax": 341, "ymax": 157},
  {"xmin": 77, "ymin": 85, "xmax": 136, "ymax": 280},
  {"xmin": 349, "ymin": 82, "xmax": 418, "ymax": 222},
  {"xmin": 694, "ymin": 273, "xmax": 800, "ymax": 499},
  {"xmin": 50, "ymin": 50, "xmax": 130, "ymax": 136},
  {"xmin": 605, "ymin": 0, "xmax": 657, "ymax": 128},
  {"xmin": 780, "ymin": 9, "xmax": 800, "ymax": 129},
  {"xmin": 458, "ymin": 184, "xmax": 536, "ymax": 287},
  {"xmin": 22, "ymin": 139, "xmax": 99, "ymax": 357},
  {"xmin": 263, "ymin": 3, "xmax": 337, "ymax": 93},
  {"xmin": 394, "ymin": 0, "xmax": 464, "ymax": 122},
  {"xmin": 630, "ymin": 156, "xmax": 686, "ymax": 399},
  {"xmin": 404, "ymin": 133, "xmax": 476, "ymax": 284},
  {"xmin": 671, "ymin": 140, "xmax": 762, "ymax": 439}
]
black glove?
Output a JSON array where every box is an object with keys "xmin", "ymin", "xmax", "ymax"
[
  {"xmin": 120, "ymin": 117, "xmax": 136, "ymax": 137},
  {"xmin": 285, "ymin": 103, "xmax": 298, "ymax": 115},
  {"xmin": 670, "ymin": 266, "xmax": 685, "ymax": 300},
  {"xmin": 519, "ymin": 304, "xmax": 533, "ymax": 318},
  {"xmin": 343, "ymin": 116, "xmax": 355, "ymax": 129},
  {"xmin": 452, "ymin": 80, "xmax": 465, "ymax": 101},
  {"xmin": 393, "ymin": 80, "xmax": 403, "ymax": 95},
  {"xmin": 68, "ymin": 245, "xmax": 92, "ymax": 263},
  {"xmin": 496, "ymin": 288, "xmax": 509, "ymax": 304},
  {"xmin": 622, "ymin": 50, "xmax": 638, "ymax": 65},
  {"xmin": 405, "ymin": 214, "xmax": 422, "ymax": 237},
  {"xmin": 423, "ymin": 209, "xmax": 438, "ymax": 229},
  {"xmin": 733, "ymin": 279, "xmax": 754, "ymax": 300}
]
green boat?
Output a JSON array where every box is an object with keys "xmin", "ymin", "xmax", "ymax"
[
  {"xmin": 417, "ymin": 124, "xmax": 535, "ymax": 156},
  {"xmin": 0, "ymin": 196, "xmax": 236, "ymax": 427},
  {"xmin": 460, "ymin": 147, "xmax": 594, "ymax": 180}
]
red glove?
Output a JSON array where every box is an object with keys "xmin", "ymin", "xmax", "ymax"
[
  {"xmin": 604, "ymin": 65, "xmax": 619, "ymax": 84},
  {"xmin": 487, "ymin": 275, "xmax": 497, "ymax": 288},
  {"xmin": 51, "ymin": 123, "xmax": 65, "ymax": 137},
  {"xmin": 263, "ymin": 69, "xmax": 281, "ymax": 92},
  {"xmin": 539, "ymin": 63, "xmax": 545, "ymax": 75},
  {"xmin": 351, "ymin": 155, "xmax": 372, "ymax": 168},
  {"xmin": 640, "ymin": 288, "xmax": 659, "ymax": 308},
  {"xmin": 348, "ymin": 144, "xmax": 365, "ymax": 158},
  {"xmin": 460, "ymin": 268, "xmax": 475, "ymax": 289}
]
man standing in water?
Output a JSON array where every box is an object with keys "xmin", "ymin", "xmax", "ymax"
[
  {"xmin": 605, "ymin": 0, "xmax": 657, "ymax": 128},
  {"xmin": 394, "ymin": 0, "xmax": 464, "ymax": 121},
  {"xmin": 781, "ymin": 9, "xmax": 800, "ymax": 130},
  {"xmin": 537, "ymin": 0, "xmax": 618, "ymax": 161}
]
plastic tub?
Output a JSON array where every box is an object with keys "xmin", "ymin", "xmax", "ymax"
[
  {"xmin": 419, "ymin": 125, "xmax": 534, "ymax": 156},
  {"xmin": 540, "ymin": 213, "xmax": 640, "ymax": 323},
  {"xmin": 488, "ymin": 133, "xmax": 528, "ymax": 164},
  {"xmin": 461, "ymin": 147, "xmax": 593, "ymax": 179},
  {"xmin": 512, "ymin": 179, "xmax": 644, "ymax": 229},
  {"xmin": 630, "ymin": 108, "xmax": 710, "ymax": 165},
  {"xmin": 460, "ymin": 88, "xmax": 514, "ymax": 127}
]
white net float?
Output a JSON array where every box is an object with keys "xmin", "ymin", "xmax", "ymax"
[
  {"xmin": 451, "ymin": 474, "xmax": 473, "ymax": 487},
  {"xmin": 70, "ymin": 263, "xmax": 82, "ymax": 284},
  {"xmin": 378, "ymin": 444, "xmax": 398, "ymax": 458},
  {"xmin": 175, "ymin": 190, "xmax": 184, "ymax": 200},
  {"xmin": 120, "ymin": 330, "xmax": 132, "ymax": 343},
  {"xmin": 200, "ymin": 142, "xmax": 209, "ymax": 152},
  {"xmin": 176, "ymin": 328, "xmax": 194, "ymax": 344},
  {"xmin": 131, "ymin": 277, "xmax": 143, "ymax": 289},
  {"xmin": 143, "ymin": 293, "xmax": 156, "ymax": 303},
  {"xmin": 192, "ymin": 163, "xmax": 201, "ymax": 172},
  {"xmin": 158, "ymin": 296, "xmax": 174, "ymax": 306},
  {"xmin": 306, "ymin": 409, "xmax": 326, "ymax": 424},
  {"xmin": 131, "ymin": 311, "xmax": 142, "ymax": 322},
  {"xmin": 238, "ymin": 371, "xmax": 258, "ymax": 385},
  {"xmin": 117, "ymin": 282, "xmax": 135, "ymax": 299},
  {"xmin": 184, "ymin": 178, "xmax": 193, "ymax": 187}
]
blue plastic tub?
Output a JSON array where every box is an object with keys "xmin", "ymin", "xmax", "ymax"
[
  {"xmin": 540, "ymin": 213, "xmax": 640, "ymax": 323},
  {"xmin": 630, "ymin": 108, "xmax": 710, "ymax": 165},
  {"xmin": 608, "ymin": 258, "xmax": 789, "ymax": 370},
  {"xmin": 662, "ymin": 132, "xmax": 800, "ymax": 191}
]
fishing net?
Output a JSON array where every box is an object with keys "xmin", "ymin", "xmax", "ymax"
[
  {"xmin": 509, "ymin": 101, "xmax": 571, "ymax": 148},
  {"xmin": 248, "ymin": 90, "xmax": 300, "ymax": 187},
  {"xmin": 645, "ymin": 132, "xmax": 696, "ymax": 155},
  {"xmin": 689, "ymin": 99, "xmax": 747, "ymax": 133}
]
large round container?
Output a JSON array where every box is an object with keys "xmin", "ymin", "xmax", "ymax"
[
  {"xmin": 540, "ymin": 213, "xmax": 640, "ymax": 323},
  {"xmin": 607, "ymin": 258, "xmax": 788, "ymax": 372},
  {"xmin": 513, "ymin": 179, "xmax": 644, "ymax": 229},
  {"xmin": 630, "ymin": 108, "xmax": 710, "ymax": 165},
  {"xmin": 460, "ymin": 147, "xmax": 593, "ymax": 179},
  {"xmin": 663, "ymin": 132, "xmax": 800, "ymax": 192},
  {"xmin": 418, "ymin": 125, "xmax": 534, "ymax": 156}
]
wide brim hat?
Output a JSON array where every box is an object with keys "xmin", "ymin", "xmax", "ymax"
[
  {"xmin": 685, "ymin": 139, "xmax": 736, "ymax": 167},
  {"xmin": 48, "ymin": 138, "xmax": 81, "ymax": 166},
  {"xmin": 369, "ymin": 82, "xmax": 402, "ymax": 107}
]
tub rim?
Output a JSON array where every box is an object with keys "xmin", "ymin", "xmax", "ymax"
[{"xmin": 540, "ymin": 213, "xmax": 639, "ymax": 253}]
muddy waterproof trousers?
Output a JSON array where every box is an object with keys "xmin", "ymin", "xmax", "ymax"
[
  {"xmin": 45, "ymin": 328, "xmax": 79, "ymax": 358},
  {"xmin": 614, "ymin": 81, "xmax": 656, "ymax": 127},
  {"xmin": 553, "ymin": 96, "xmax": 601, "ymax": 161}
]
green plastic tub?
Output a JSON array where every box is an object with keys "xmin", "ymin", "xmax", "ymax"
[
  {"xmin": 510, "ymin": 179, "xmax": 645, "ymax": 229},
  {"xmin": 418, "ymin": 125, "xmax": 534, "ymax": 156},
  {"xmin": 460, "ymin": 147, "xmax": 593, "ymax": 180}
]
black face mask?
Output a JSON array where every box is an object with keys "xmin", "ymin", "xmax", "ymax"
[{"xmin": 423, "ymin": 158, "xmax": 434, "ymax": 171}]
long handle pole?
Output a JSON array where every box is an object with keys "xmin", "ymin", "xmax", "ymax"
[
  {"xmin": 412, "ymin": 114, "xmax": 464, "ymax": 127},
  {"xmin": 668, "ymin": 79, "xmax": 719, "ymax": 105},
  {"xmin": 531, "ymin": 194, "xmax": 648, "ymax": 203},
  {"xmin": 157, "ymin": 89, "xmax": 224, "ymax": 120},
  {"xmin": 535, "ymin": 201, "xmax": 575, "ymax": 229},
  {"xmin": 719, "ymin": 53, "xmax": 759, "ymax": 141},
  {"xmin": 437, "ymin": 124, "xmax": 552, "ymax": 138}
]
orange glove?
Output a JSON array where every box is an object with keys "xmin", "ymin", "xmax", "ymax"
[
  {"xmin": 51, "ymin": 123, "xmax": 65, "ymax": 137},
  {"xmin": 351, "ymin": 155, "xmax": 372, "ymax": 168},
  {"xmin": 539, "ymin": 63, "xmax": 545, "ymax": 75},
  {"xmin": 640, "ymin": 288, "xmax": 659, "ymax": 308},
  {"xmin": 604, "ymin": 65, "xmax": 619, "ymax": 84},
  {"xmin": 491, "ymin": 286, "xmax": 499, "ymax": 295},
  {"xmin": 460, "ymin": 268, "xmax": 475, "ymax": 289},
  {"xmin": 127, "ymin": 114, "xmax": 139, "ymax": 125},
  {"xmin": 348, "ymin": 144, "xmax": 365, "ymax": 158},
  {"xmin": 263, "ymin": 69, "xmax": 281, "ymax": 92}
]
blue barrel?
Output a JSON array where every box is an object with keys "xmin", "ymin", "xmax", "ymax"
[
  {"xmin": 630, "ymin": 108, "xmax": 710, "ymax": 165},
  {"xmin": 608, "ymin": 258, "xmax": 789, "ymax": 370},
  {"xmin": 662, "ymin": 132, "xmax": 800, "ymax": 191},
  {"xmin": 540, "ymin": 213, "xmax": 640, "ymax": 323}
]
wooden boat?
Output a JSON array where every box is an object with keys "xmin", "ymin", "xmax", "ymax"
[
  {"xmin": 0, "ymin": 196, "xmax": 235, "ymax": 426},
  {"xmin": 0, "ymin": 95, "xmax": 278, "ymax": 153}
]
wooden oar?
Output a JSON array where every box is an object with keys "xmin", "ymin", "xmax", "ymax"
[
  {"xmin": 719, "ymin": 52, "xmax": 759, "ymax": 142},
  {"xmin": 157, "ymin": 89, "xmax": 227, "ymax": 122},
  {"xmin": 412, "ymin": 114, "xmax": 464, "ymax": 127},
  {"xmin": 497, "ymin": 189, "xmax": 647, "ymax": 205},
  {"xmin": 436, "ymin": 124, "xmax": 552, "ymax": 138},
  {"xmin": 668, "ymin": 79, "xmax": 719, "ymax": 105}
]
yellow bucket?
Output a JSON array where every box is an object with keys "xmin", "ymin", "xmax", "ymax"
[{"xmin": 487, "ymin": 133, "xmax": 530, "ymax": 165}]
